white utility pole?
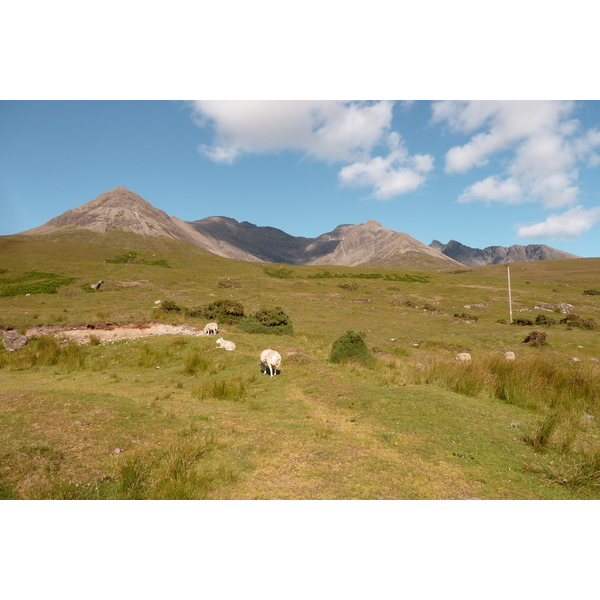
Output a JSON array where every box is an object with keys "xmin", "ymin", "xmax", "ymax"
[{"xmin": 506, "ymin": 263, "xmax": 513, "ymax": 324}]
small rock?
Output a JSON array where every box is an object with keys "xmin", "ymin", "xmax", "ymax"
[{"xmin": 2, "ymin": 330, "xmax": 29, "ymax": 352}]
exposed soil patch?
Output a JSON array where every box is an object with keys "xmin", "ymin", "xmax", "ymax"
[{"xmin": 25, "ymin": 321, "xmax": 209, "ymax": 344}]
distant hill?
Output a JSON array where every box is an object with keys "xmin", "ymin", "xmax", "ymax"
[{"xmin": 430, "ymin": 239, "xmax": 579, "ymax": 267}]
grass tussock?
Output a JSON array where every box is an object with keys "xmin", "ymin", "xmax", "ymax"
[
  {"xmin": 119, "ymin": 438, "xmax": 218, "ymax": 499},
  {"xmin": 192, "ymin": 375, "xmax": 255, "ymax": 402},
  {"xmin": 0, "ymin": 335, "xmax": 86, "ymax": 371},
  {"xmin": 420, "ymin": 354, "xmax": 600, "ymax": 415}
]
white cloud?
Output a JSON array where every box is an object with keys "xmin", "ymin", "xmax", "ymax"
[
  {"xmin": 190, "ymin": 100, "xmax": 394, "ymax": 163},
  {"xmin": 516, "ymin": 205, "xmax": 600, "ymax": 240},
  {"xmin": 432, "ymin": 100, "xmax": 600, "ymax": 211},
  {"xmin": 338, "ymin": 132, "xmax": 434, "ymax": 200},
  {"xmin": 458, "ymin": 176, "xmax": 522, "ymax": 204}
]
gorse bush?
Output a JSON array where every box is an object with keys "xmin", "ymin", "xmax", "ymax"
[
  {"xmin": 202, "ymin": 299, "xmax": 245, "ymax": 324},
  {"xmin": 237, "ymin": 306, "xmax": 294, "ymax": 336},
  {"xmin": 535, "ymin": 314, "xmax": 557, "ymax": 327},
  {"xmin": 560, "ymin": 314, "xmax": 597, "ymax": 330},
  {"xmin": 161, "ymin": 299, "xmax": 183, "ymax": 313},
  {"xmin": 329, "ymin": 330, "xmax": 376, "ymax": 367},
  {"xmin": 523, "ymin": 331, "xmax": 547, "ymax": 347}
]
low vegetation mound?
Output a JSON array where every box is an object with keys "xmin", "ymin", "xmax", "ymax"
[
  {"xmin": 523, "ymin": 331, "xmax": 548, "ymax": 347},
  {"xmin": 329, "ymin": 330, "xmax": 376, "ymax": 366},
  {"xmin": 559, "ymin": 314, "xmax": 597, "ymax": 330},
  {"xmin": 237, "ymin": 306, "xmax": 294, "ymax": 336},
  {"xmin": 0, "ymin": 271, "xmax": 77, "ymax": 297}
]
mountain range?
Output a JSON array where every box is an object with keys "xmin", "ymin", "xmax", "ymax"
[
  {"xmin": 430, "ymin": 239, "xmax": 579, "ymax": 267},
  {"xmin": 20, "ymin": 186, "xmax": 579, "ymax": 268}
]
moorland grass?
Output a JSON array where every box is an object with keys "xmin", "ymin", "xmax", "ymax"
[{"xmin": 1, "ymin": 231, "xmax": 600, "ymax": 499}]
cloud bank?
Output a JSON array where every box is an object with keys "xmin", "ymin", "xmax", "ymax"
[
  {"xmin": 190, "ymin": 100, "xmax": 434, "ymax": 200},
  {"xmin": 432, "ymin": 100, "xmax": 600, "ymax": 210},
  {"xmin": 516, "ymin": 206, "xmax": 600, "ymax": 240}
]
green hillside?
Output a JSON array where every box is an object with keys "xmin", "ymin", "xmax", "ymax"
[{"xmin": 1, "ymin": 230, "xmax": 599, "ymax": 499}]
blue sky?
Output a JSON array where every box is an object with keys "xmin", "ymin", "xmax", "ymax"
[{"xmin": 2, "ymin": 100, "xmax": 600, "ymax": 257}]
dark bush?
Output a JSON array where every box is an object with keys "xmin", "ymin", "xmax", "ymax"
[
  {"xmin": 453, "ymin": 313, "xmax": 478, "ymax": 322},
  {"xmin": 513, "ymin": 318, "xmax": 534, "ymax": 326},
  {"xmin": 329, "ymin": 330, "xmax": 376, "ymax": 366},
  {"xmin": 523, "ymin": 330, "xmax": 548, "ymax": 347},
  {"xmin": 535, "ymin": 314, "xmax": 557, "ymax": 327},
  {"xmin": 202, "ymin": 299, "xmax": 245, "ymax": 324},
  {"xmin": 559, "ymin": 314, "xmax": 597, "ymax": 330},
  {"xmin": 237, "ymin": 306, "xmax": 294, "ymax": 336},
  {"xmin": 161, "ymin": 300, "xmax": 182, "ymax": 313},
  {"xmin": 583, "ymin": 289, "xmax": 600, "ymax": 295}
]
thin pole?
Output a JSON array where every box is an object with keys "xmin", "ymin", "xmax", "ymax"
[{"xmin": 506, "ymin": 263, "xmax": 513, "ymax": 324}]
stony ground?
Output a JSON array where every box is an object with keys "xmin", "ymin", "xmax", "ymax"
[{"xmin": 24, "ymin": 321, "xmax": 209, "ymax": 344}]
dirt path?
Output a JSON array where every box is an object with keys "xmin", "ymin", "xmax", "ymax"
[{"xmin": 25, "ymin": 321, "xmax": 209, "ymax": 344}]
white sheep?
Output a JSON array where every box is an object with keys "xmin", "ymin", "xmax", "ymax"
[
  {"xmin": 504, "ymin": 351, "xmax": 516, "ymax": 361},
  {"xmin": 216, "ymin": 337, "xmax": 236, "ymax": 351},
  {"xmin": 260, "ymin": 349, "xmax": 282, "ymax": 377},
  {"xmin": 455, "ymin": 352, "xmax": 472, "ymax": 362},
  {"xmin": 203, "ymin": 322, "xmax": 219, "ymax": 335}
]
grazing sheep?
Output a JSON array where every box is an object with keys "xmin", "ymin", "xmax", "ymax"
[
  {"xmin": 504, "ymin": 351, "xmax": 516, "ymax": 361},
  {"xmin": 216, "ymin": 337, "xmax": 236, "ymax": 351},
  {"xmin": 203, "ymin": 322, "xmax": 219, "ymax": 335},
  {"xmin": 260, "ymin": 349, "xmax": 282, "ymax": 377},
  {"xmin": 455, "ymin": 352, "xmax": 472, "ymax": 362}
]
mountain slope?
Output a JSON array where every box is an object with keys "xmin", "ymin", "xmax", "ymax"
[
  {"xmin": 21, "ymin": 187, "xmax": 262, "ymax": 262},
  {"xmin": 306, "ymin": 220, "xmax": 460, "ymax": 267},
  {"xmin": 431, "ymin": 239, "xmax": 580, "ymax": 266}
]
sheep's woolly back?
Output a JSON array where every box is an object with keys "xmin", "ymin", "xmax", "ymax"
[
  {"xmin": 260, "ymin": 349, "xmax": 282, "ymax": 376},
  {"xmin": 216, "ymin": 337, "xmax": 236, "ymax": 350}
]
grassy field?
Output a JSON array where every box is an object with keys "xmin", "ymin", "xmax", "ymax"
[{"xmin": 1, "ymin": 229, "xmax": 599, "ymax": 499}]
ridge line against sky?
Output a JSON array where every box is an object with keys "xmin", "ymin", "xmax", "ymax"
[{"xmin": 1, "ymin": 100, "xmax": 599, "ymax": 258}]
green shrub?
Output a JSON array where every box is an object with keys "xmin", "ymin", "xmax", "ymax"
[
  {"xmin": 201, "ymin": 299, "xmax": 245, "ymax": 324},
  {"xmin": 329, "ymin": 330, "xmax": 376, "ymax": 366},
  {"xmin": 161, "ymin": 299, "xmax": 182, "ymax": 313},
  {"xmin": 453, "ymin": 312, "xmax": 478, "ymax": 322},
  {"xmin": 583, "ymin": 289, "xmax": 600, "ymax": 295},
  {"xmin": 237, "ymin": 306, "xmax": 294, "ymax": 336},
  {"xmin": 513, "ymin": 318, "xmax": 534, "ymax": 326},
  {"xmin": 559, "ymin": 314, "xmax": 597, "ymax": 330},
  {"xmin": 535, "ymin": 313, "xmax": 557, "ymax": 327}
]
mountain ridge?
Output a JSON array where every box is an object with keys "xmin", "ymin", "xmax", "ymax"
[
  {"xmin": 17, "ymin": 186, "xmax": 578, "ymax": 267},
  {"xmin": 431, "ymin": 238, "xmax": 579, "ymax": 266}
]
